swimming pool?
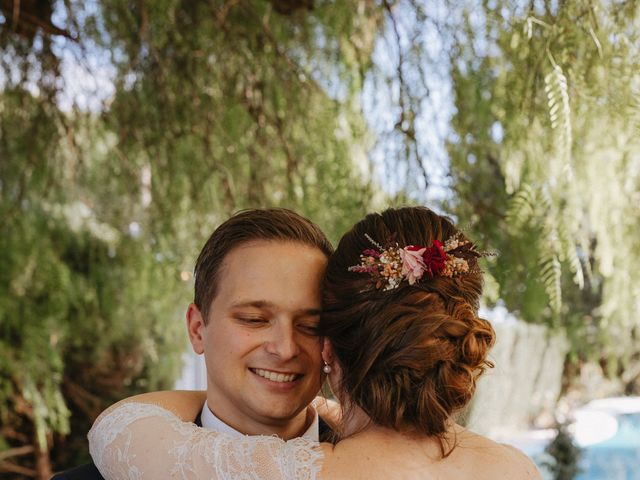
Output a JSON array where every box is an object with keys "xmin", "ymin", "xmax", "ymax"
[{"xmin": 527, "ymin": 399, "xmax": 640, "ymax": 479}]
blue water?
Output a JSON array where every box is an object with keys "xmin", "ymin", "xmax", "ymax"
[
  {"xmin": 532, "ymin": 413, "xmax": 640, "ymax": 480},
  {"xmin": 574, "ymin": 414, "xmax": 640, "ymax": 480}
]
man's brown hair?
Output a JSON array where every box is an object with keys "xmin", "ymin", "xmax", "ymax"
[{"xmin": 194, "ymin": 208, "xmax": 333, "ymax": 323}]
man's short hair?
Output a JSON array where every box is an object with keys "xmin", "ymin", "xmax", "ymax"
[{"xmin": 194, "ymin": 208, "xmax": 333, "ymax": 323}]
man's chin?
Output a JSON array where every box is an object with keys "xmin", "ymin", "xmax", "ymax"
[{"xmin": 243, "ymin": 388, "xmax": 317, "ymax": 425}]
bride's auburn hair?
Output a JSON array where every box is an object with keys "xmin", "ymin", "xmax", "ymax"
[{"xmin": 320, "ymin": 207, "xmax": 495, "ymax": 452}]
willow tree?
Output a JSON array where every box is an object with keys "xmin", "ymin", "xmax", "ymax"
[
  {"xmin": 95, "ymin": 0, "xmax": 381, "ymax": 255},
  {"xmin": 356, "ymin": 0, "xmax": 640, "ymax": 381},
  {"xmin": 444, "ymin": 0, "xmax": 640, "ymax": 371},
  {"xmin": 4, "ymin": 0, "xmax": 640, "ymax": 477},
  {"xmin": 0, "ymin": 1, "xmax": 380, "ymax": 476}
]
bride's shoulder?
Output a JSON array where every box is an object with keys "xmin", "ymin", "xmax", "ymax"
[
  {"xmin": 491, "ymin": 443, "xmax": 542, "ymax": 480},
  {"xmin": 457, "ymin": 430, "xmax": 542, "ymax": 479}
]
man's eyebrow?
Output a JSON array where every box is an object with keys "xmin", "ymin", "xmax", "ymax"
[
  {"xmin": 230, "ymin": 300, "xmax": 275, "ymax": 309},
  {"xmin": 230, "ymin": 300, "xmax": 321, "ymax": 316}
]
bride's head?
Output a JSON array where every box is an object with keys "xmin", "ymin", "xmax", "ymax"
[{"xmin": 319, "ymin": 207, "xmax": 495, "ymax": 447}]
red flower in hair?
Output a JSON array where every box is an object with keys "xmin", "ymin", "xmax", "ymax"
[{"xmin": 422, "ymin": 240, "xmax": 447, "ymax": 278}]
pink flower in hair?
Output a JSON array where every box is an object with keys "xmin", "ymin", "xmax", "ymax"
[
  {"xmin": 348, "ymin": 233, "xmax": 492, "ymax": 290},
  {"xmin": 400, "ymin": 246, "xmax": 427, "ymax": 285}
]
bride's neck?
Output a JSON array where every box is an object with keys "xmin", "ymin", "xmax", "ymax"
[
  {"xmin": 340, "ymin": 404, "xmax": 374, "ymax": 437},
  {"xmin": 340, "ymin": 406, "xmax": 460, "ymax": 447}
]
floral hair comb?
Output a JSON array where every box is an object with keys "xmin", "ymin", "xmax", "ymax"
[{"xmin": 348, "ymin": 233, "xmax": 493, "ymax": 291}]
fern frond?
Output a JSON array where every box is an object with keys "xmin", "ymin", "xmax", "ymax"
[
  {"xmin": 539, "ymin": 207, "xmax": 563, "ymax": 315},
  {"xmin": 544, "ymin": 64, "xmax": 573, "ymax": 164},
  {"xmin": 538, "ymin": 186, "xmax": 553, "ymax": 216},
  {"xmin": 558, "ymin": 218, "xmax": 585, "ymax": 289},
  {"xmin": 539, "ymin": 246, "xmax": 562, "ymax": 314},
  {"xmin": 507, "ymin": 183, "xmax": 563, "ymax": 314},
  {"xmin": 506, "ymin": 184, "xmax": 537, "ymax": 230}
]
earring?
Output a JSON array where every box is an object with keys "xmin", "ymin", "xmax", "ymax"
[{"xmin": 322, "ymin": 361, "xmax": 332, "ymax": 374}]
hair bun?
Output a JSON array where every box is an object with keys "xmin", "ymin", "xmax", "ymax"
[
  {"xmin": 330, "ymin": 288, "xmax": 495, "ymax": 439},
  {"xmin": 320, "ymin": 207, "xmax": 496, "ymax": 453},
  {"xmin": 448, "ymin": 302, "xmax": 495, "ymax": 368}
]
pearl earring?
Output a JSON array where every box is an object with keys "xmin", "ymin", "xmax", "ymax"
[{"xmin": 322, "ymin": 361, "xmax": 332, "ymax": 374}]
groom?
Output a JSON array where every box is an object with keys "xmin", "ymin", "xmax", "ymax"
[{"xmin": 53, "ymin": 208, "xmax": 334, "ymax": 478}]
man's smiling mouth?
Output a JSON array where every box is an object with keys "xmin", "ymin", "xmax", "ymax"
[{"xmin": 250, "ymin": 368, "xmax": 301, "ymax": 383}]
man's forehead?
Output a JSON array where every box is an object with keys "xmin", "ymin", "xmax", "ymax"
[
  {"xmin": 220, "ymin": 241, "xmax": 325, "ymax": 275},
  {"xmin": 210, "ymin": 240, "xmax": 325, "ymax": 306},
  {"xmin": 227, "ymin": 238, "xmax": 326, "ymax": 255}
]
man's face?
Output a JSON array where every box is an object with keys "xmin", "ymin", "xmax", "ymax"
[{"xmin": 187, "ymin": 240, "xmax": 327, "ymax": 436}]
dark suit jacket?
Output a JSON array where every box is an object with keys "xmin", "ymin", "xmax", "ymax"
[{"xmin": 51, "ymin": 411, "xmax": 334, "ymax": 479}]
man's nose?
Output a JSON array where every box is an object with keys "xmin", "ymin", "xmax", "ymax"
[{"xmin": 264, "ymin": 321, "xmax": 300, "ymax": 360}]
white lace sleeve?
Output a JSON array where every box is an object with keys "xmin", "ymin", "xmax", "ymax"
[{"xmin": 88, "ymin": 402, "xmax": 324, "ymax": 480}]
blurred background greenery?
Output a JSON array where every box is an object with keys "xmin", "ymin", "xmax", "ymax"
[{"xmin": 1, "ymin": 0, "xmax": 639, "ymax": 478}]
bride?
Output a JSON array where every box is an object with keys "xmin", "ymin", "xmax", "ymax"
[{"xmin": 89, "ymin": 207, "xmax": 541, "ymax": 479}]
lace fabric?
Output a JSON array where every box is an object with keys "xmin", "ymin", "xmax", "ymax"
[{"xmin": 88, "ymin": 402, "xmax": 324, "ymax": 480}]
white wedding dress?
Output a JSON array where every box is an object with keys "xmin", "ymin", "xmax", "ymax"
[{"xmin": 88, "ymin": 402, "xmax": 324, "ymax": 480}]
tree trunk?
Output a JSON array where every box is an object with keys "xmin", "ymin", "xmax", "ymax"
[{"xmin": 34, "ymin": 442, "xmax": 52, "ymax": 480}]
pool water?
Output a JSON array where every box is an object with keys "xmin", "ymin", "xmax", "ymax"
[
  {"xmin": 573, "ymin": 413, "xmax": 640, "ymax": 480},
  {"xmin": 530, "ymin": 413, "xmax": 640, "ymax": 480}
]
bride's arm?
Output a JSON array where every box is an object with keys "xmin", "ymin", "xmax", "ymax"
[
  {"xmin": 89, "ymin": 393, "xmax": 325, "ymax": 480},
  {"xmin": 97, "ymin": 389, "xmax": 206, "ymax": 423}
]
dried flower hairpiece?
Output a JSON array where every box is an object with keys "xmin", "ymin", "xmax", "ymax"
[{"xmin": 348, "ymin": 233, "xmax": 494, "ymax": 291}]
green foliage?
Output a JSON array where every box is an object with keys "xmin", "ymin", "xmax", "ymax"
[
  {"xmin": 0, "ymin": 1, "xmax": 380, "ymax": 475},
  {"xmin": 0, "ymin": 91, "xmax": 188, "ymax": 470},
  {"xmin": 93, "ymin": 0, "xmax": 378, "ymax": 246},
  {"xmin": 444, "ymin": 0, "xmax": 640, "ymax": 364},
  {"xmin": 3, "ymin": 0, "xmax": 640, "ymax": 475},
  {"xmin": 542, "ymin": 423, "xmax": 583, "ymax": 480}
]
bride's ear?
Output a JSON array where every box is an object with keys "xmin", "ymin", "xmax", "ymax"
[{"xmin": 321, "ymin": 337, "xmax": 334, "ymax": 365}]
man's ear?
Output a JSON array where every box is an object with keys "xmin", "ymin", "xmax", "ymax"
[{"xmin": 186, "ymin": 303, "xmax": 206, "ymax": 355}]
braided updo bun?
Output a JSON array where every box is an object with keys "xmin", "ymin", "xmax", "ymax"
[{"xmin": 319, "ymin": 207, "xmax": 495, "ymax": 451}]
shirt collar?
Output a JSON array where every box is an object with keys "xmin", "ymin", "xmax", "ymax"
[{"xmin": 200, "ymin": 402, "xmax": 319, "ymax": 442}]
